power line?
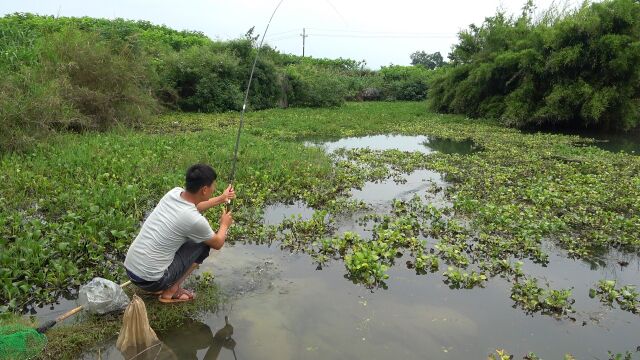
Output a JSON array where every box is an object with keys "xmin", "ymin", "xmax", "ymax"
[
  {"xmin": 306, "ymin": 27, "xmax": 456, "ymax": 37},
  {"xmin": 323, "ymin": 0, "xmax": 348, "ymax": 27},
  {"xmin": 308, "ymin": 33, "xmax": 457, "ymax": 39},
  {"xmin": 267, "ymin": 34, "xmax": 299, "ymax": 42},
  {"xmin": 268, "ymin": 28, "xmax": 299, "ymax": 37}
]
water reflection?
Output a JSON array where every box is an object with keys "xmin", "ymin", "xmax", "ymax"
[
  {"xmin": 159, "ymin": 317, "xmax": 237, "ymax": 360},
  {"xmin": 306, "ymin": 134, "xmax": 480, "ymax": 155},
  {"xmin": 263, "ymin": 201, "xmax": 314, "ymax": 226},
  {"xmin": 525, "ymin": 128, "xmax": 640, "ymax": 155},
  {"xmin": 311, "ymin": 135, "xmax": 432, "ymax": 154},
  {"xmin": 422, "ymin": 137, "xmax": 479, "ymax": 155},
  {"xmin": 118, "ymin": 317, "xmax": 237, "ymax": 360}
]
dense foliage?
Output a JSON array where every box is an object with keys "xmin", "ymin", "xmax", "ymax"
[
  {"xmin": 0, "ymin": 13, "xmax": 438, "ymax": 152},
  {"xmin": 283, "ymin": 63, "xmax": 348, "ymax": 107},
  {"xmin": 428, "ymin": 0, "xmax": 640, "ymax": 130},
  {"xmin": 379, "ymin": 65, "xmax": 432, "ymax": 101}
]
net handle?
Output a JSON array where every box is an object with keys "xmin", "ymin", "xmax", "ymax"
[{"xmin": 37, "ymin": 280, "xmax": 131, "ymax": 333}]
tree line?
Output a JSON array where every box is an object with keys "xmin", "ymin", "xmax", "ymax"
[
  {"xmin": 427, "ymin": 0, "xmax": 640, "ymax": 131},
  {"xmin": 0, "ymin": 14, "xmax": 432, "ymax": 151}
]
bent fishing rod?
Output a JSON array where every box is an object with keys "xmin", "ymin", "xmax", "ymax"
[{"xmin": 227, "ymin": 0, "xmax": 285, "ymax": 212}]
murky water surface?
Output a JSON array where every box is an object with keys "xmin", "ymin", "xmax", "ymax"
[
  {"xmin": 530, "ymin": 128, "xmax": 640, "ymax": 155},
  {"xmin": 55, "ymin": 136, "xmax": 640, "ymax": 359},
  {"xmin": 586, "ymin": 133, "xmax": 640, "ymax": 155}
]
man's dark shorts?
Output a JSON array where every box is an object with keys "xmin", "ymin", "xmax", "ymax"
[{"xmin": 126, "ymin": 240, "xmax": 210, "ymax": 292}]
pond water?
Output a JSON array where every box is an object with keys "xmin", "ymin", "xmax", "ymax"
[
  {"xmin": 306, "ymin": 134, "xmax": 479, "ymax": 155},
  {"xmin": 82, "ymin": 242, "xmax": 640, "ymax": 360},
  {"xmin": 580, "ymin": 131, "xmax": 640, "ymax": 155},
  {"xmin": 529, "ymin": 128, "xmax": 640, "ymax": 155},
  {"xmin": 62, "ymin": 135, "xmax": 640, "ymax": 359}
]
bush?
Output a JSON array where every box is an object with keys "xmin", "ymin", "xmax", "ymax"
[
  {"xmin": 40, "ymin": 27, "xmax": 159, "ymax": 130},
  {"xmin": 379, "ymin": 65, "xmax": 432, "ymax": 101},
  {"xmin": 428, "ymin": 0, "xmax": 640, "ymax": 131},
  {"xmin": 3, "ymin": 13, "xmax": 439, "ymax": 152},
  {"xmin": 161, "ymin": 45, "xmax": 244, "ymax": 112},
  {"xmin": 227, "ymin": 39, "xmax": 281, "ymax": 110},
  {"xmin": 0, "ymin": 26, "xmax": 159, "ymax": 151},
  {"xmin": 344, "ymin": 71, "xmax": 384, "ymax": 101},
  {"xmin": 0, "ymin": 70, "xmax": 78, "ymax": 151},
  {"xmin": 284, "ymin": 64, "xmax": 348, "ymax": 107}
]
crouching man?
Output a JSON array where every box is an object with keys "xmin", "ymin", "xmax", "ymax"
[{"xmin": 124, "ymin": 164, "xmax": 235, "ymax": 303}]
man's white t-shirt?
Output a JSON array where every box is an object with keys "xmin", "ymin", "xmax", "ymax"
[{"xmin": 124, "ymin": 187, "xmax": 215, "ymax": 281}]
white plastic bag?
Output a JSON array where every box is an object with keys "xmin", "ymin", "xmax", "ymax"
[{"xmin": 78, "ymin": 277, "xmax": 130, "ymax": 314}]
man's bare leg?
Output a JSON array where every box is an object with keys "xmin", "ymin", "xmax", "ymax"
[{"xmin": 161, "ymin": 263, "xmax": 198, "ymax": 300}]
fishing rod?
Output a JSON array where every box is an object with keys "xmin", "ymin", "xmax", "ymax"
[{"xmin": 227, "ymin": 0, "xmax": 285, "ymax": 212}]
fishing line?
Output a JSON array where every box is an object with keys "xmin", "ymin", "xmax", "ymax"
[{"xmin": 229, "ymin": 0, "xmax": 285, "ymax": 190}]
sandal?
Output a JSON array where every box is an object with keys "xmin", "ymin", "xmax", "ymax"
[{"xmin": 158, "ymin": 288, "xmax": 196, "ymax": 303}]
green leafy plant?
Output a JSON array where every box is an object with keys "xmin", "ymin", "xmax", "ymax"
[
  {"xmin": 590, "ymin": 280, "xmax": 640, "ymax": 314},
  {"xmin": 511, "ymin": 277, "xmax": 574, "ymax": 315},
  {"xmin": 443, "ymin": 267, "xmax": 487, "ymax": 289}
]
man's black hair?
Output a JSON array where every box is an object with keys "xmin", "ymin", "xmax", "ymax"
[{"xmin": 185, "ymin": 164, "xmax": 217, "ymax": 193}]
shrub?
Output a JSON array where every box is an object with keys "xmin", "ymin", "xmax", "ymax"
[
  {"xmin": 0, "ymin": 26, "xmax": 159, "ymax": 152},
  {"xmin": 161, "ymin": 45, "xmax": 244, "ymax": 112},
  {"xmin": 0, "ymin": 70, "xmax": 77, "ymax": 151},
  {"xmin": 40, "ymin": 27, "xmax": 159, "ymax": 130},
  {"xmin": 284, "ymin": 64, "xmax": 348, "ymax": 107},
  {"xmin": 227, "ymin": 39, "xmax": 281, "ymax": 110},
  {"xmin": 379, "ymin": 65, "xmax": 432, "ymax": 101},
  {"xmin": 345, "ymin": 71, "xmax": 384, "ymax": 101}
]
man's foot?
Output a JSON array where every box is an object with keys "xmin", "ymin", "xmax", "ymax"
[{"xmin": 158, "ymin": 288, "xmax": 195, "ymax": 303}]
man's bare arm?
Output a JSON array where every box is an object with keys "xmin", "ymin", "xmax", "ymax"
[
  {"xmin": 197, "ymin": 185, "xmax": 235, "ymax": 213},
  {"xmin": 197, "ymin": 196, "xmax": 225, "ymax": 213},
  {"xmin": 203, "ymin": 209, "xmax": 233, "ymax": 250},
  {"xmin": 203, "ymin": 224, "xmax": 229, "ymax": 250}
]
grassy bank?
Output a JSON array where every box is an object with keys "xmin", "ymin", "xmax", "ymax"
[{"xmin": 34, "ymin": 276, "xmax": 220, "ymax": 360}]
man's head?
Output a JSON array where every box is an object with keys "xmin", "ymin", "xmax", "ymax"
[{"xmin": 185, "ymin": 164, "xmax": 217, "ymax": 202}]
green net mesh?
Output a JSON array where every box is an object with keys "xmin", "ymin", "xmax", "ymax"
[{"xmin": 0, "ymin": 324, "xmax": 47, "ymax": 360}]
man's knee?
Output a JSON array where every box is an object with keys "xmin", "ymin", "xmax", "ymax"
[{"xmin": 195, "ymin": 242, "xmax": 210, "ymax": 264}]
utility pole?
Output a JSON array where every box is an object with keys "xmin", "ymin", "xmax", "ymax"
[{"xmin": 300, "ymin": 28, "xmax": 308, "ymax": 57}]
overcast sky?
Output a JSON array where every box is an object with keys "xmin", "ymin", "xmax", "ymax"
[{"xmin": 1, "ymin": 0, "xmax": 583, "ymax": 69}]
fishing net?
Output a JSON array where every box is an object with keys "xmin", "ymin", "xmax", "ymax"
[
  {"xmin": 79, "ymin": 277, "xmax": 130, "ymax": 314},
  {"xmin": 116, "ymin": 295, "xmax": 175, "ymax": 360},
  {"xmin": 0, "ymin": 323, "xmax": 47, "ymax": 360}
]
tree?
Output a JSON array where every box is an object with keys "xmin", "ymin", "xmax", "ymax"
[
  {"xmin": 410, "ymin": 51, "xmax": 445, "ymax": 69},
  {"xmin": 427, "ymin": 0, "xmax": 640, "ymax": 131}
]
